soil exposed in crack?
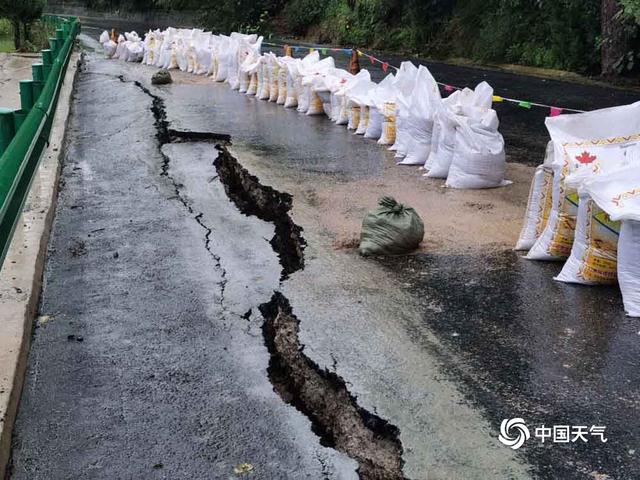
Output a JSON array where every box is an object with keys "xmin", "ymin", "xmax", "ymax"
[
  {"xmin": 260, "ymin": 293, "xmax": 406, "ymax": 480},
  {"xmin": 213, "ymin": 145, "xmax": 305, "ymax": 280},
  {"xmin": 213, "ymin": 146, "xmax": 406, "ymax": 480}
]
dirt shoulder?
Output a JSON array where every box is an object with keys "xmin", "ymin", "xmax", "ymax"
[{"xmin": 234, "ymin": 145, "xmax": 532, "ymax": 254}]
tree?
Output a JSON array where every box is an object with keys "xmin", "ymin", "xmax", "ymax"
[
  {"xmin": 601, "ymin": 0, "xmax": 628, "ymax": 75},
  {"xmin": 0, "ymin": 0, "xmax": 46, "ymax": 50}
]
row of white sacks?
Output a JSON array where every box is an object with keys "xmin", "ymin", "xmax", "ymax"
[
  {"xmin": 515, "ymin": 101, "xmax": 640, "ymax": 317},
  {"xmin": 99, "ymin": 28, "xmax": 509, "ymax": 190}
]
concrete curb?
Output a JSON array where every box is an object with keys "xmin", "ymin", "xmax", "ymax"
[{"xmin": 0, "ymin": 50, "xmax": 81, "ymax": 479}]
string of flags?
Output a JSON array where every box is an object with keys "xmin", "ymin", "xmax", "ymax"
[{"xmin": 261, "ymin": 41, "xmax": 586, "ymax": 117}]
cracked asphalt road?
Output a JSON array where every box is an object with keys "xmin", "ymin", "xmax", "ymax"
[
  {"xmin": 10, "ymin": 35, "xmax": 640, "ymax": 480},
  {"xmin": 9, "ymin": 53, "xmax": 356, "ymax": 480}
]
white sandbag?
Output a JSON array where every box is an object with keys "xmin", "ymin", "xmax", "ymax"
[
  {"xmin": 515, "ymin": 165, "xmax": 554, "ymax": 250},
  {"xmin": 268, "ymin": 61, "xmax": 280, "ymax": 101},
  {"xmin": 388, "ymin": 62, "xmax": 419, "ymax": 154},
  {"xmin": 356, "ymin": 105, "xmax": 369, "ymax": 135},
  {"xmin": 581, "ymin": 162, "xmax": 640, "ymax": 223},
  {"xmin": 258, "ymin": 60, "xmax": 270, "ymax": 99},
  {"xmin": 125, "ymin": 41, "xmax": 144, "ymax": 62},
  {"xmin": 348, "ymin": 105, "xmax": 361, "ymax": 130},
  {"xmin": 332, "ymin": 69, "xmax": 369, "ymax": 123},
  {"xmin": 297, "ymin": 84, "xmax": 311, "ymax": 113},
  {"xmin": 316, "ymin": 90, "xmax": 332, "ymax": 116},
  {"xmin": 528, "ymin": 101, "xmax": 640, "ymax": 260},
  {"xmin": 555, "ymin": 192, "xmax": 620, "ymax": 284},
  {"xmin": 247, "ymin": 73, "xmax": 258, "ymax": 95},
  {"xmin": 114, "ymin": 34, "xmax": 126, "ymax": 59},
  {"xmin": 618, "ymin": 221, "xmax": 640, "ymax": 317},
  {"xmin": 103, "ymin": 39, "xmax": 117, "ymax": 59},
  {"xmin": 426, "ymin": 84, "xmax": 492, "ymax": 176},
  {"xmin": 361, "ymin": 73, "xmax": 394, "ymax": 140},
  {"xmin": 424, "ymin": 107, "xmax": 457, "ymax": 177},
  {"xmin": 581, "ymin": 165, "xmax": 640, "ymax": 315},
  {"xmin": 365, "ymin": 106, "xmax": 383, "ymax": 139},
  {"xmin": 397, "ymin": 66, "xmax": 440, "ymax": 166},
  {"xmin": 378, "ymin": 101, "xmax": 396, "ymax": 145},
  {"xmin": 176, "ymin": 39, "xmax": 188, "ymax": 71},
  {"xmin": 445, "ymin": 110, "xmax": 507, "ymax": 189},
  {"xmin": 276, "ymin": 63, "xmax": 288, "ymax": 104},
  {"xmin": 305, "ymin": 70, "xmax": 330, "ymax": 116}
]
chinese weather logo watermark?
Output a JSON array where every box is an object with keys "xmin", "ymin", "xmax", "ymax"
[
  {"xmin": 499, "ymin": 418, "xmax": 530, "ymax": 450},
  {"xmin": 498, "ymin": 419, "xmax": 607, "ymax": 450}
]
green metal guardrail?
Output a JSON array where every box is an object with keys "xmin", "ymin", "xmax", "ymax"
[{"xmin": 0, "ymin": 15, "xmax": 80, "ymax": 268}]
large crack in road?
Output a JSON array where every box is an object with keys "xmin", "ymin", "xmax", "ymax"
[
  {"xmin": 124, "ymin": 70, "xmax": 408, "ymax": 479},
  {"xmin": 214, "ymin": 146, "xmax": 406, "ymax": 480}
]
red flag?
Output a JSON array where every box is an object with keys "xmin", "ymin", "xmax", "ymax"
[
  {"xmin": 444, "ymin": 85, "xmax": 455, "ymax": 92},
  {"xmin": 369, "ymin": 55, "xmax": 375, "ymax": 65},
  {"xmin": 550, "ymin": 107, "xmax": 563, "ymax": 117},
  {"xmin": 382, "ymin": 62, "xmax": 389, "ymax": 72}
]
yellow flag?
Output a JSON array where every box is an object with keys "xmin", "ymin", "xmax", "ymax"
[
  {"xmin": 492, "ymin": 95, "xmax": 504, "ymax": 103},
  {"xmin": 309, "ymin": 47, "xmax": 315, "ymax": 53}
]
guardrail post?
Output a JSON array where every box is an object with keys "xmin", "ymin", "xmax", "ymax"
[
  {"xmin": 32, "ymin": 63, "xmax": 44, "ymax": 83},
  {"xmin": 12, "ymin": 111, "xmax": 27, "ymax": 133},
  {"xmin": 0, "ymin": 109, "xmax": 15, "ymax": 156},
  {"xmin": 42, "ymin": 49, "xmax": 53, "ymax": 78},
  {"xmin": 19, "ymin": 81, "xmax": 34, "ymax": 111}
]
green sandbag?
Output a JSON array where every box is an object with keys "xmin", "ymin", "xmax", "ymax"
[{"xmin": 359, "ymin": 196, "xmax": 424, "ymax": 256}]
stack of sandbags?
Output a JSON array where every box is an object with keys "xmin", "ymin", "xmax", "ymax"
[
  {"xmin": 99, "ymin": 30, "xmax": 117, "ymax": 58},
  {"xmin": 104, "ymin": 26, "xmax": 511, "ymax": 191},
  {"xmin": 527, "ymin": 102, "xmax": 640, "ymax": 261}
]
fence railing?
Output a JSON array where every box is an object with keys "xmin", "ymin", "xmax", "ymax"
[{"xmin": 0, "ymin": 15, "xmax": 80, "ymax": 268}]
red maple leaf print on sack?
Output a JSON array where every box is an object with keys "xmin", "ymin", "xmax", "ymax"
[{"xmin": 576, "ymin": 151, "xmax": 597, "ymax": 164}]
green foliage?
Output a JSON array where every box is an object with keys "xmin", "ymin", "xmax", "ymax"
[
  {"xmin": 621, "ymin": 0, "xmax": 640, "ymax": 22},
  {"xmin": 460, "ymin": 0, "xmax": 600, "ymax": 72},
  {"xmin": 0, "ymin": 0, "xmax": 47, "ymax": 50},
  {"xmin": 283, "ymin": 0, "xmax": 327, "ymax": 35},
  {"xmin": 71, "ymin": 0, "xmax": 640, "ymax": 75}
]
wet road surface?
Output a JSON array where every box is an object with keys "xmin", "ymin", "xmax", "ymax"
[{"xmin": 9, "ymin": 34, "xmax": 640, "ymax": 480}]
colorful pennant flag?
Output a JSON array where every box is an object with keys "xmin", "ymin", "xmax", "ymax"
[
  {"xmin": 518, "ymin": 101, "xmax": 532, "ymax": 109},
  {"xmin": 550, "ymin": 107, "xmax": 563, "ymax": 117},
  {"xmin": 321, "ymin": 48, "xmax": 327, "ymax": 55},
  {"xmin": 492, "ymin": 95, "xmax": 504, "ymax": 103},
  {"xmin": 444, "ymin": 85, "xmax": 455, "ymax": 92},
  {"xmin": 343, "ymin": 48, "xmax": 352, "ymax": 55},
  {"xmin": 369, "ymin": 55, "xmax": 375, "ymax": 64},
  {"xmin": 309, "ymin": 47, "xmax": 315, "ymax": 53},
  {"xmin": 382, "ymin": 62, "xmax": 389, "ymax": 73}
]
